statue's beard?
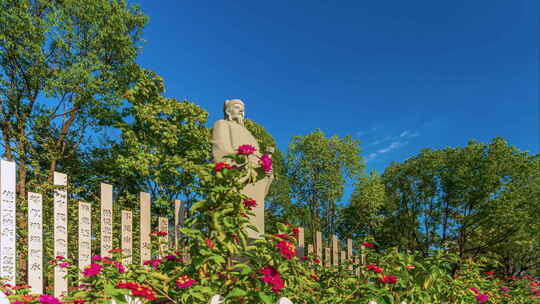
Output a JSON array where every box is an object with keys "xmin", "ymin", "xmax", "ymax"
[{"xmin": 232, "ymin": 116, "xmax": 244, "ymax": 125}]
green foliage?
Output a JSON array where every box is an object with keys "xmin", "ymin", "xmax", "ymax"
[
  {"xmin": 0, "ymin": 0, "xmax": 148, "ymax": 283},
  {"xmin": 287, "ymin": 129, "xmax": 364, "ymax": 240},
  {"xmin": 379, "ymin": 137, "xmax": 540, "ymax": 273},
  {"xmin": 339, "ymin": 170, "xmax": 386, "ymax": 240}
]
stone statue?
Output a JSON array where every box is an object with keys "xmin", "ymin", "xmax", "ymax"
[{"xmin": 212, "ymin": 99, "xmax": 273, "ymax": 239}]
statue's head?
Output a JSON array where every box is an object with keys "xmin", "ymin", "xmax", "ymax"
[{"xmin": 224, "ymin": 99, "xmax": 245, "ymax": 124}]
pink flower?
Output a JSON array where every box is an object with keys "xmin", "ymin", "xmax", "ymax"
[
  {"xmin": 59, "ymin": 262, "xmax": 70, "ymax": 268},
  {"xmin": 82, "ymin": 263, "xmax": 102, "ymax": 277},
  {"xmin": 164, "ymin": 254, "xmax": 178, "ymax": 261},
  {"xmin": 91, "ymin": 255, "xmax": 102, "ymax": 262},
  {"xmin": 469, "ymin": 287, "xmax": 479, "ymax": 294},
  {"xmin": 176, "ymin": 275, "xmax": 196, "ymax": 289},
  {"xmin": 114, "ymin": 262, "xmax": 125, "ymax": 273},
  {"xmin": 143, "ymin": 259, "xmax": 162, "ymax": 270},
  {"xmin": 259, "ymin": 154, "xmax": 272, "ymax": 172},
  {"xmin": 275, "ymin": 240, "xmax": 296, "ymax": 259},
  {"xmin": 476, "ymin": 293, "xmax": 488, "ymax": 303},
  {"xmin": 500, "ymin": 287, "xmax": 510, "ymax": 292},
  {"xmin": 362, "ymin": 242, "xmax": 375, "ymax": 248},
  {"xmin": 237, "ymin": 144, "xmax": 256, "ymax": 155},
  {"xmin": 39, "ymin": 294, "xmax": 63, "ymax": 304}
]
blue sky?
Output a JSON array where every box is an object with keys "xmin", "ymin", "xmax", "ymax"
[{"xmin": 134, "ymin": 0, "xmax": 539, "ymax": 195}]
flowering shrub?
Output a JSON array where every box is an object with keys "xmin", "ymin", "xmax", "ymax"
[{"xmin": 2, "ymin": 145, "xmax": 540, "ymax": 303}]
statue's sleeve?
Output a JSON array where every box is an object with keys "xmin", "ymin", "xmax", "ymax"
[{"xmin": 212, "ymin": 120, "xmax": 234, "ymax": 162}]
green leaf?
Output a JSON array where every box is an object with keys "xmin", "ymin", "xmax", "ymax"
[
  {"xmin": 258, "ymin": 292, "xmax": 274, "ymax": 304},
  {"xmin": 225, "ymin": 287, "xmax": 248, "ymax": 299}
]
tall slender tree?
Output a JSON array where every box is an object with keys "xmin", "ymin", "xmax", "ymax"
[{"xmin": 287, "ymin": 129, "xmax": 363, "ymax": 243}]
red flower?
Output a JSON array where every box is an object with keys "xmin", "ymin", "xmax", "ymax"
[
  {"xmin": 237, "ymin": 144, "xmax": 256, "ymax": 155},
  {"xmin": 259, "ymin": 266, "xmax": 284, "ymax": 293},
  {"xmin": 501, "ymin": 294, "xmax": 512, "ymax": 298},
  {"xmin": 381, "ymin": 275, "xmax": 397, "ymax": 284},
  {"xmin": 310, "ymin": 274, "xmax": 320, "ymax": 281},
  {"xmin": 108, "ymin": 248, "xmax": 122, "ymax": 253},
  {"xmin": 313, "ymin": 258, "xmax": 321, "ymax": 264},
  {"xmin": 243, "ymin": 199, "xmax": 257, "ymax": 209},
  {"xmin": 405, "ymin": 265, "xmax": 415, "ymax": 270},
  {"xmin": 205, "ymin": 238, "xmax": 215, "ymax": 249},
  {"xmin": 117, "ymin": 282, "xmax": 156, "ymax": 300},
  {"xmin": 362, "ymin": 242, "xmax": 375, "ymax": 248},
  {"xmin": 214, "ymin": 162, "xmax": 233, "ymax": 172},
  {"xmin": 11, "ymin": 285, "xmax": 30, "ymax": 290},
  {"xmin": 291, "ymin": 227, "xmax": 300, "ymax": 239},
  {"xmin": 176, "ymin": 275, "xmax": 196, "ymax": 289},
  {"xmin": 275, "ymin": 240, "xmax": 296, "ymax": 259},
  {"xmin": 366, "ymin": 264, "xmax": 383, "ymax": 273},
  {"xmin": 150, "ymin": 231, "xmax": 167, "ymax": 236}
]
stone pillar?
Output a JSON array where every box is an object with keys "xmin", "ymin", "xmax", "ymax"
[
  {"xmin": 121, "ymin": 210, "xmax": 133, "ymax": 265},
  {"xmin": 315, "ymin": 231, "xmax": 322, "ymax": 262},
  {"xmin": 100, "ymin": 183, "xmax": 113, "ymax": 256},
  {"xmin": 140, "ymin": 192, "xmax": 151, "ymax": 264},
  {"xmin": 53, "ymin": 172, "xmax": 68, "ymax": 298},
  {"xmin": 78, "ymin": 202, "xmax": 91, "ymax": 275},
  {"xmin": 158, "ymin": 216, "xmax": 168, "ymax": 254},
  {"xmin": 332, "ymin": 235, "xmax": 338, "ymax": 266},
  {"xmin": 0, "ymin": 160, "xmax": 16, "ymax": 286},
  {"xmin": 324, "ymin": 247, "xmax": 331, "ymax": 267},
  {"xmin": 296, "ymin": 227, "xmax": 304, "ymax": 257},
  {"xmin": 27, "ymin": 192, "xmax": 42, "ymax": 294},
  {"xmin": 174, "ymin": 200, "xmax": 184, "ymax": 250}
]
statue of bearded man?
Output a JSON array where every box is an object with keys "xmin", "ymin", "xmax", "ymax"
[{"xmin": 212, "ymin": 99, "xmax": 273, "ymax": 239}]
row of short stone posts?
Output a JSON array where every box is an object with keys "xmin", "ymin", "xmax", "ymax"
[{"xmin": 295, "ymin": 228, "xmax": 367, "ymax": 273}]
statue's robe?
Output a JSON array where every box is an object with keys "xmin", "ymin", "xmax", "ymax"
[{"xmin": 212, "ymin": 119, "xmax": 272, "ymax": 239}]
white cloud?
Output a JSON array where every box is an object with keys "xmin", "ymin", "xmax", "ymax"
[
  {"xmin": 400, "ymin": 130, "xmax": 419, "ymax": 138},
  {"xmin": 377, "ymin": 141, "xmax": 407, "ymax": 154},
  {"xmin": 365, "ymin": 153, "xmax": 378, "ymax": 162}
]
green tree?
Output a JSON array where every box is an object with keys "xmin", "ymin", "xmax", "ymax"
[
  {"xmin": 380, "ymin": 137, "xmax": 540, "ymax": 272},
  {"xmin": 287, "ymin": 129, "xmax": 364, "ymax": 243},
  {"xmin": 90, "ymin": 69, "xmax": 212, "ymax": 215},
  {"xmin": 338, "ymin": 170, "xmax": 386, "ymax": 241},
  {"xmin": 0, "ymin": 0, "xmax": 147, "ymax": 282}
]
